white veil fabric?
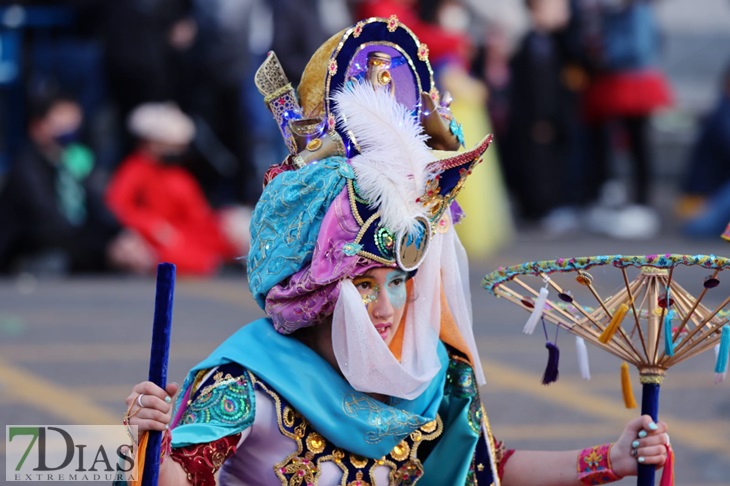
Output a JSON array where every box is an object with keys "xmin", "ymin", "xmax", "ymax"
[
  {"xmin": 331, "ymin": 215, "xmax": 485, "ymax": 399},
  {"xmin": 438, "ymin": 222, "xmax": 486, "ymax": 386},
  {"xmin": 332, "ymin": 229, "xmax": 443, "ymax": 400}
]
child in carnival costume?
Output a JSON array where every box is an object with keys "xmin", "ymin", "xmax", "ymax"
[{"xmin": 122, "ymin": 18, "xmax": 670, "ymax": 485}]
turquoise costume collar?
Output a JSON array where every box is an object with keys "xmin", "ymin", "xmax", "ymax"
[{"xmin": 173, "ymin": 318, "xmax": 447, "ymax": 459}]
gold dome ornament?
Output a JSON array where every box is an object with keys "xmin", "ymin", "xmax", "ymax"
[{"xmin": 366, "ymin": 51, "xmax": 395, "ymax": 96}]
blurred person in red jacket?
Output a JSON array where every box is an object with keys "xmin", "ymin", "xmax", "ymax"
[{"xmin": 106, "ymin": 103, "xmax": 251, "ymax": 276}]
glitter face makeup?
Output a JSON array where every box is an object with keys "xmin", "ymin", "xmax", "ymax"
[
  {"xmin": 352, "ymin": 267, "xmax": 408, "ymax": 344},
  {"xmin": 360, "ymin": 283, "xmax": 380, "ymax": 305}
]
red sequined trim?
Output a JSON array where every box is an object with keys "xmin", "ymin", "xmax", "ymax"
[
  {"xmin": 577, "ymin": 443, "xmax": 622, "ymax": 485},
  {"xmin": 169, "ymin": 433, "xmax": 241, "ymax": 486},
  {"xmin": 427, "ymin": 134, "xmax": 493, "ymax": 172},
  {"xmin": 497, "ymin": 444, "xmax": 516, "ymax": 481}
]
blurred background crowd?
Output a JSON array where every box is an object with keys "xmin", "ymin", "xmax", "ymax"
[{"xmin": 0, "ymin": 0, "xmax": 728, "ymax": 277}]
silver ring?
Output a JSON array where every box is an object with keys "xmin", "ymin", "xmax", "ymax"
[
  {"xmin": 631, "ymin": 448, "xmax": 638, "ymax": 458},
  {"xmin": 137, "ymin": 394, "xmax": 145, "ymax": 408}
]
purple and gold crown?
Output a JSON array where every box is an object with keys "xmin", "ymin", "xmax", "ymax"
[{"xmin": 254, "ymin": 16, "xmax": 492, "ymax": 271}]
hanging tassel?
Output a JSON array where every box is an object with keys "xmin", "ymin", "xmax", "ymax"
[
  {"xmin": 664, "ymin": 310, "xmax": 675, "ymax": 357},
  {"xmin": 599, "ymin": 303, "xmax": 628, "ymax": 344},
  {"xmin": 659, "ymin": 444, "xmax": 675, "ymax": 486},
  {"xmin": 543, "ymin": 341, "xmax": 560, "ymax": 385},
  {"xmin": 523, "ymin": 285, "xmax": 549, "ymax": 335},
  {"xmin": 620, "ymin": 362, "xmax": 637, "ymax": 409},
  {"xmin": 714, "ymin": 325, "xmax": 730, "ymax": 384},
  {"xmin": 715, "ymin": 344, "xmax": 727, "ymax": 384},
  {"xmin": 575, "ymin": 336, "xmax": 591, "ymax": 380},
  {"xmin": 130, "ymin": 431, "xmax": 149, "ymax": 486}
]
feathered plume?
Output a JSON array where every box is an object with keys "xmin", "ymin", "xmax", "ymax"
[{"xmin": 331, "ymin": 81, "xmax": 437, "ymax": 236}]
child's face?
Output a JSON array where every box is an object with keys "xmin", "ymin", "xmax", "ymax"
[
  {"xmin": 33, "ymin": 101, "xmax": 82, "ymax": 148},
  {"xmin": 531, "ymin": 0, "xmax": 570, "ymax": 32},
  {"xmin": 353, "ymin": 267, "xmax": 408, "ymax": 345}
]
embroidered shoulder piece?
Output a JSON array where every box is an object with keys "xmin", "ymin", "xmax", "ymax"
[
  {"xmin": 170, "ymin": 433, "xmax": 241, "ymax": 486},
  {"xmin": 178, "ymin": 363, "xmax": 255, "ymax": 430},
  {"xmin": 252, "ymin": 374, "xmax": 443, "ymax": 486}
]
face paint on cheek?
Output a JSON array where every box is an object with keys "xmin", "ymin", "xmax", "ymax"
[
  {"xmin": 386, "ymin": 271, "xmax": 407, "ymax": 310},
  {"xmin": 361, "ymin": 284, "xmax": 380, "ymax": 306}
]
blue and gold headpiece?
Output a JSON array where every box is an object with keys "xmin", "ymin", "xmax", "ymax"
[{"xmin": 252, "ymin": 16, "xmax": 492, "ymax": 275}]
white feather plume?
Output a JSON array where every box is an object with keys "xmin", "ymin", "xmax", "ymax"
[{"xmin": 331, "ymin": 81, "xmax": 437, "ymax": 236}]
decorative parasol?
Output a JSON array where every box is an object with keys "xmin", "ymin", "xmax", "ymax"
[{"xmin": 482, "ymin": 254, "xmax": 730, "ymax": 486}]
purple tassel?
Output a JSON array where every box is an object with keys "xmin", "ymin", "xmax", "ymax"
[{"xmin": 543, "ymin": 341, "xmax": 560, "ymax": 385}]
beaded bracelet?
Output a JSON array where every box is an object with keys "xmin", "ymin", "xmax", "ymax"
[{"xmin": 577, "ymin": 443, "xmax": 622, "ymax": 485}]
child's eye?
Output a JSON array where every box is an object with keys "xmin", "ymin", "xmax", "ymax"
[
  {"xmin": 390, "ymin": 277, "xmax": 404, "ymax": 287},
  {"xmin": 355, "ymin": 281, "xmax": 371, "ymax": 291}
]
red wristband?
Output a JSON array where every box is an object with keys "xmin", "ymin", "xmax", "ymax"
[{"xmin": 577, "ymin": 443, "xmax": 622, "ymax": 485}]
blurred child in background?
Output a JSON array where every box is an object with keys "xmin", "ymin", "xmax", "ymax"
[{"xmin": 106, "ymin": 102, "xmax": 250, "ymax": 276}]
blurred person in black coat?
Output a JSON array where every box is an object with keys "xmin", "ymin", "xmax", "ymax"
[
  {"xmin": 0, "ymin": 92, "xmax": 153, "ymax": 274},
  {"xmin": 503, "ymin": 0, "xmax": 583, "ymax": 232}
]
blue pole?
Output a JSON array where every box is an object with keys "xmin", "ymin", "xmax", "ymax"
[
  {"xmin": 142, "ymin": 263, "xmax": 175, "ymax": 486},
  {"xmin": 637, "ymin": 382, "xmax": 660, "ymax": 486}
]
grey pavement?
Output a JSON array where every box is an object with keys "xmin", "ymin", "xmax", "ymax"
[{"xmin": 0, "ymin": 218, "xmax": 728, "ymax": 485}]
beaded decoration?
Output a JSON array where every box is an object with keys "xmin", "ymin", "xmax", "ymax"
[{"xmin": 178, "ymin": 365, "xmax": 255, "ymax": 429}]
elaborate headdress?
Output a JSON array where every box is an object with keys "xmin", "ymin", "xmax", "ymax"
[{"xmin": 247, "ymin": 17, "xmax": 492, "ymax": 399}]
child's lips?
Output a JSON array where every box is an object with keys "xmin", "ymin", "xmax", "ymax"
[{"xmin": 374, "ymin": 322, "xmax": 391, "ymax": 340}]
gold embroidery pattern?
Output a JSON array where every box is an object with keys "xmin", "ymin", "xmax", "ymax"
[
  {"xmin": 350, "ymin": 455, "xmax": 369, "ymax": 469},
  {"xmin": 199, "ymin": 371, "xmax": 239, "ymax": 397},
  {"xmin": 346, "ymin": 471, "xmax": 371, "ymax": 486},
  {"xmin": 390, "ymin": 441, "xmax": 410, "ymax": 461},
  {"xmin": 420, "ymin": 420, "xmax": 437, "ymax": 434},
  {"xmin": 279, "ymin": 452, "xmax": 317, "ymax": 486},
  {"xmin": 252, "ymin": 372, "xmax": 443, "ymax": 485},
  {"xmin": 306, "ymin": 433, "xmax": 326, "ymax": 454}
]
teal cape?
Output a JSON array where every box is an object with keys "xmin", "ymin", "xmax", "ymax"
[{"xmin": 170, "ymin": 318, "xmax": 493, "ymax": 485}]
